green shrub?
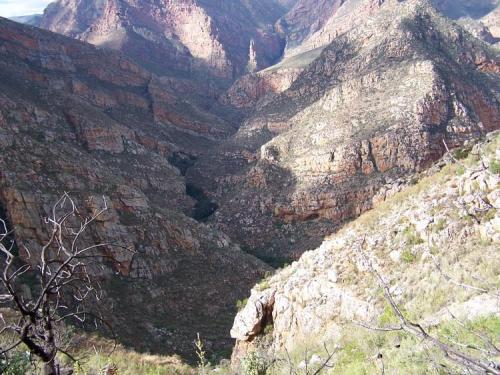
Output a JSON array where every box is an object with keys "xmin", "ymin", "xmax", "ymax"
[
  {"xmin": 336, "ymin": 341, "xmax": 368, "ymax": 375},
  {"xmin": 241, "ymin": 351, "xmax": 268, "ymax": 375},
  {"xmin": 481, "ymin": 209, "xmax": 496, "ymax": 222},
  {"xmin": 401, "ymin": 249, "xmax": 417, "ymax": 263},
  {"xmin": 236, "ymin": 298, "xmax": 248, "ymax": 311},
  {"xmin": 378, "ymin": 305, "xmax": 399, "ymax": 326},
  {"xmin": 263, "ymin": 324, "xmax": 274, "ymax": 335},
  {"xmin": 0, "ymin": 351, "xmax": 31, "ymax": 375},
  {"xmin": 403, "ymin": 226, "xmax": 424, "ymax": 246},
  {"xmin": 452, "ymin": 147, "xmax": 471, "ymax": 160},
  {"xmin": 489, "ymin": 159, "xmax": 500, "ymax": 174},
  {"xmin": 430, "ymin": 218, "xmax": 447, "ymax": 232},
  {"xmin": 258, "ymin": 280, "xmax": 271, "ymax": 290},
  {"xmin": 257, "ymin": 272, "xmax": 273, "ymax": 291}
]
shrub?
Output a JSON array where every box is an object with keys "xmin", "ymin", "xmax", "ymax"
[
  {"xmin": 0, "ymin": 351, "xmax": 31, "ymax": 375},
  {"xmin": 241, "ymin": 351, "xmax": 268, "ymax": 375},
  {"xmin": 453, "ymin": 147, "xmax": 471, "ymax": 160},
  {"xmin": 489, "ymin": 159, "xmax": 500, "ymax": 174},
  {"xmin": 403, "ymin": 226, "xmax": 424, "ymax": 246},
  {"xmin": 401, "ymin": 249, "xmax": 417, "ymax": 263},
  {"xmin": 430, "ymin": 218, "xmax": 447, "ymax": 232},
  {"xmin": 236, "ymin": 298, "xmax": 249, "ymax": 311}
]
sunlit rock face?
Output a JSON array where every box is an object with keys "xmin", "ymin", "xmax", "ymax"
[
  {"xmin": 40, "ymin": 0, "xmax": 289, "ymax": 80},
  {"xmin": 229, "ymin": 133, "xmax": 500, "ymax": 369},
  {"xmin": 189, "ymin": 0, "xmax": 500, "ymax": 264}
]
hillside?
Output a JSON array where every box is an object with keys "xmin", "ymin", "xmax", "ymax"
[
  {"xmin": 231, "ymin": 132, "xmax": 500, "ymax": 374},
  {"xmin": 0, "ymin": 0, "xmax": 499, "ymax": 371},
  {"xmin": 0, "ymin": 16, "xmax": 269, "ymax": 357},
  {"xmin": 189, "ymin": 0, "xmax": 500, "ymax": 265},
  {"xmin": 39, "ymin": 0, "xmax": 289, "ymax": 81}
]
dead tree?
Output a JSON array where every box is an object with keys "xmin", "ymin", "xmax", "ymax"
[
  {"xmin": 354, "ymin": 239, "xmax": 500, "ymax": 374},
  {"xmin": 0, "ymin": 193, "xmax": 123, "ymax": 375}
]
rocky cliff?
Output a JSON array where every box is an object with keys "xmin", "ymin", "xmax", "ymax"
[
  {"xmin": 221, "ymin": 0, "xmax": 499, "ymax": 112},
  {"xmin": 230, "ymin": 132, "xmax": 500, "ymax": 373},
  {"xmin": 40, "ymin": 0, "xmax": 289, "ymax": 81},
  {"xmin": 0, "ymin": 16, "xmax": 270, "ymax": 357},
  {"xmin": 189, "ymin": 0, "xmax": 500, "ymax": 265}
]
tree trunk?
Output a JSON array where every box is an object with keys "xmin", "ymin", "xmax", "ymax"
[{"xmin": 43, "ymin": 359, "xmax": 59, "ymax": 375}]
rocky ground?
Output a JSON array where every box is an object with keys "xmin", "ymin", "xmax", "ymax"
[{"xmin": 230, "ymin": 132, "xmax": 500, "ymax": 374}]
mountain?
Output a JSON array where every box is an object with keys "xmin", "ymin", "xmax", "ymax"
[
  {"xmin": 432, "ymin": 0, "xmax": 500, "ymax": 43},
  {"xmin": 222, "ymin": 0, "xmax": 499, "ymax": 112},
  {"xmin": 9, "ymin": 14, "xmax": 42, "ymax": 26},
  {"xmin": 0, "ymin": 16, "xmax": 270, "ymax": 357},
  {"xmin": 39, "ymin": 0, "xmax": 290, "ymax": 81},
  {"xmin": 188, "ymin": 0, "xmax": 500, "ymax": 264},
  {"xmin": 276, "ymin": 0, "xmax": 500, "ymax": 61},
  {"xmin": 230, "ymin": 132, "xmax": 499, "ymax": 373},
  {"xmin": 1, "ymin": 0, "xmax": 499, "ymax": 369}
]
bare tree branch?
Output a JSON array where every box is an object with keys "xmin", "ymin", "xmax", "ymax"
[
  {"xmin": 354, "ymin": 239, "xmax": 500, "ymax": 375},
  {"xmin": 0, "ymin": 193, "xmax": 130, "ymax": 374}
]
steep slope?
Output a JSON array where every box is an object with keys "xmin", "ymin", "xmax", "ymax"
[
  {"xmin": 432, "ymin": 0, "xmax": 500, "ymax": 44},
  {"xmin": 276, "ymin": 0, "xmax": 347, "ymax": 53},
  {"xmin": 220, "ymin": 0, "xmax": 382, "ymax": 111},
  {"xmin": 222, "ymin": 0, "xmax": 499, "ymax": 111},
  {"xmin": 40, "ymin": 0, "xmax": 288, "ymax": 81},
  {"xmin": 189, "ymin": 0, "xmax": 500, "ymax": 264},
  {"xmin": 281, "ymin": 0, "xmax": 500, "ymax": 59},
  {"xmin": 230, "ymin": 132, "xmax": 500, "ymax": 373},
  {"xmin": 279, "ymin": 0, "xmax": 385, "ymax": 58},
  {"xmin": 0, "ymin": 17, "xmax": 270, "ymax": 357}
]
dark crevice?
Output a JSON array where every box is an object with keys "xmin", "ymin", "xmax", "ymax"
[
  {"xmin": 168, "ymin": 152, "xmax": 198, "ymax": 176},
  {"xmin": 168, "ymin": 151, "xmax": 218, "ymax": 221},
  {"xmin": 186, "ymin": 183, "xmax": 218, "ymax": 221}
]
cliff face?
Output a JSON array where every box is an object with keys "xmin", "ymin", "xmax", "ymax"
[
  {"xmin": 276, "ymin": 0, "xmax": 347, "ymax": 54},
  {"xmin": 277, "ymin": 0, "xmax": 500, "ymax": 59},
  {"xmin": 40, "ymin": 0, "xmax": 288, "ymax": 81},
  {"xmin": 230, "ymin": 132, "xmax": 500, "ymax": 373},
  {"xmin": 220, "ymin": 0, "xmax": 499, "ymax": 112},
  {"xmin": 0, "ymin": 17, "xmax": 270, "ymax": 357},
  {"xmin": 189, "ymin": 0, "xmax": 500, "ymax": 263}
]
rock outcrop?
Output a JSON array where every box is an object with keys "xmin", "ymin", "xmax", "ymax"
[
  {"xmin": 190, "ymin": 0, "xmax": 500, "ymax": 264},
  {"xmin": 0, "ymin": 17, "xmax": 270, "ymax": 357},
  {"xmin": 40, "ymin": 0, "xmax": 289, "ymax": 81},
  {"xmin": 230, "ymin": 132, "xmax": 500, "ymax": 371}
]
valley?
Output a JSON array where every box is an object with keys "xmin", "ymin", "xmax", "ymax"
[{"xmin": 0, "ymin": 0, "xmax": 498, "ymax": 373}]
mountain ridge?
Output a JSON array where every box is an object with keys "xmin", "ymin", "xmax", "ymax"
[{"xmin": 0, "ymin": 0, "xmax": 499, "ymax": 370}]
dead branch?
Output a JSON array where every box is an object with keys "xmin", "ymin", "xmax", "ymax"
[
  {"xmin": 0, "ymin": 193, "xmax": 131, "ymax": 374},
  {"xmin": 354, "ymin": 239, "xmax": 500, "ymax": 374}
]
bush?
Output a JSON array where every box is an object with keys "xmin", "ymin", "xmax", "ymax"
[
  {"xmin": 0, "ymin": 351, "xmax": 31, "ymax": 375},
  {"xmin": 403, "ymin": 226, "xmax": 424, "ymax": 246},
  {"xmin": 401, "ymin": 249, "xmax": 417, "ymax": 263},
  {"xmin": 241, "ymin": 351, "xmax": 269, "ymax": 375},
  {"xmin": 489, "ymin": 159, "xmax": 500, "ymax": 174},
  {"xmin": 453, "ymin": 147, "xmax": 471, "ymax": 160},
  {"xmin": 236, "ymin": 298, "xmax": 248, "ymax": 311}
]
